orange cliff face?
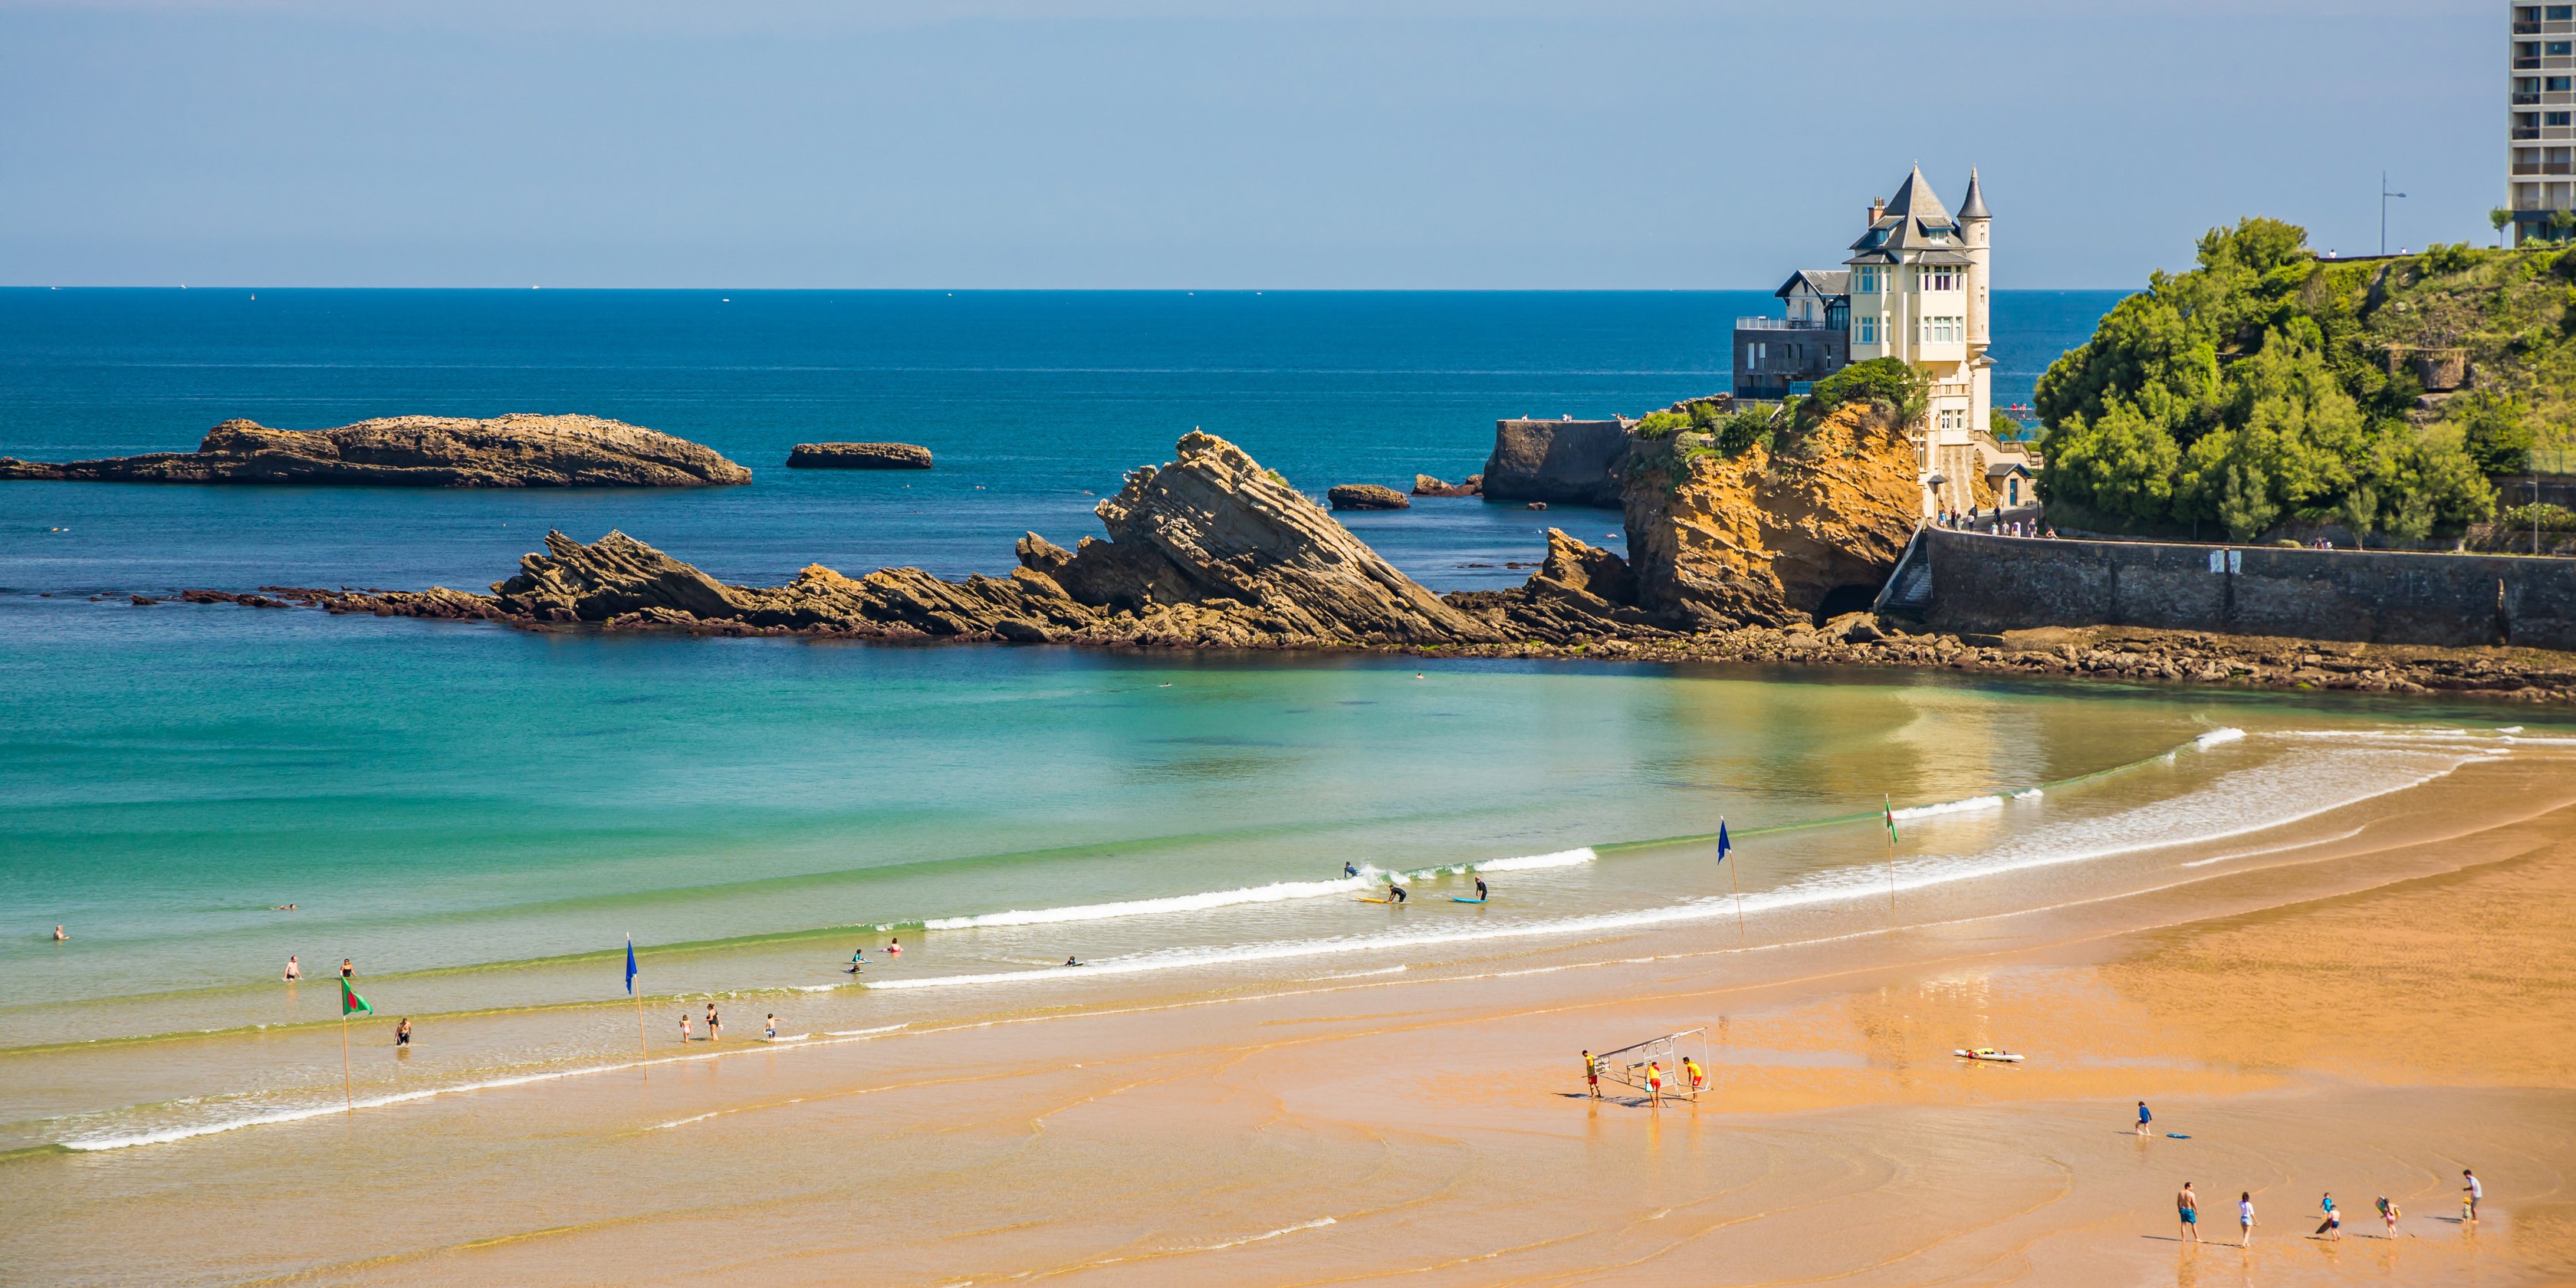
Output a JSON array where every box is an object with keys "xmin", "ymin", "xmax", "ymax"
[{"xmin": 1620, "ymin": 401, "xmax": 1922, "ymax": 630}]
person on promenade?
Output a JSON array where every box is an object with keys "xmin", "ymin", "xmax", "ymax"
[
  {"xmin": 2135, "ymin": 1101, "xmax": 2153, "ymax": 1137},
  {"xmin": 2463, "ymin": 1168, "xmax": 2481, "ymax": 1221},
  {"xmin": 2376, "ymin": 1195, "xmax": 2400, "ymax": 1237},
  {"xmin": 284, "ymin": 955, "xmax": 301, "ymax": 981},
  {"xmin": 2315, "ymin": 1193, "xmax": 2340, "ymax": 1239},
  {"xmin": 395, "ymin": 1018, "xmax": 411, "ymax": 1047},
  {"xmin": 1644, "ymin": 1060, "xmax": 1664, "ymax": 1107},
  {"xmin": 705, "ymin": 1004, "xmax": 721, "ymax": 1043},
  {"xmin": 2237, "ymin": 1191, "xmax": 2256, "ymax": 1245},
  {"xmin": 2177, "ymin": 1181, "xmax": 2199, "ymax": 1243},
  {"xmin": 1582, "ymin": 1050, "xmax": 1600, "ymax": 1099},
  {"xmin": 678, "ymin": 1014, "xmax": 692, "ymax": 1043}
]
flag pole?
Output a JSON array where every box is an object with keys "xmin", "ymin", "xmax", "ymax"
[
  {"xmin": 1721, "ymin": 817, "xmax": 1746, "ymax": 947},
  {"xmin": 340, "ymin": 1011, "xmax": 353, "ymax": 1115},
  {"xmin": 1885, "ymin": 794, "xmax": 1898, "ymax": 915},
  {"xmin": 629, "ymin": 935, "xmax": 647, "ymax": 1079}
]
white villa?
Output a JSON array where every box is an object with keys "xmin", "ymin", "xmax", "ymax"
[{"xmin": 1737, "ymin": 166, "xmax": 2039, "ymax": 516}]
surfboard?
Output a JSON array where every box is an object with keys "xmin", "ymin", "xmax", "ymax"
[
  {"xmin": 2166, "ymin": 1132, "xmax": 2191, "ymax": 1139},
  {"xmin": 1358, "ymin": 896, "xmax": 1392, "ymax": 903},
  {"xmin": 1952, "ymin": 1048, "xmax": 2024, "ymax": 1063},
  {"xmin": 1451, "ymin": 897, "xmax": 1487, "ymax": 904}
]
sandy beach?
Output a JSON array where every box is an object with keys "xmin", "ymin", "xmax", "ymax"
[{"xmin": 11, "ymin": 744, "xmax": 2575, "ymax": 1286}]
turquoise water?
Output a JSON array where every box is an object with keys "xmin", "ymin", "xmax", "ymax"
[{"xmin": 25, "ymin": 288, "xmax": 2560, "ymax": 1152}]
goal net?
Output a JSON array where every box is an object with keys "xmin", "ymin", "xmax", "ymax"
[{"xmin": 1587, "ymin": 1027, "xmax": 1710, "ymax": 1100}]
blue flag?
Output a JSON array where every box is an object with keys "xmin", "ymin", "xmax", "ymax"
[
  {"xmin": 625, "ymin": 935, "xmax": 638, "ymax": 995},
  {"xmin": 1717, "ymin": 820, "xmax": 1730, "ymax": 864}
]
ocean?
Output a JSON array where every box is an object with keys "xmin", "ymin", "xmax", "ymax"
[{"xmin": 6, "ymin": 288, "xmax": 2560, "ymax": 1158}]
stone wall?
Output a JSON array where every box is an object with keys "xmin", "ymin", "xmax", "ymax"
[
  {"xmin": 1481, "ymin": 419, "xmax": 1631, "ymax": 508},
  {"xmin": 1921, "ymin": 528, "xmax": 2576, "ymax": 651}
]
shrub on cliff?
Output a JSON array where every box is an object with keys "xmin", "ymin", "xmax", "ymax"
[
  {"xmin": 2035, "ymin": 217, "xmax": 2515, "ymax": 540},
  {"xmin": 1805, "ymin": 358, "xmax": 1928, "ymax": 429}
]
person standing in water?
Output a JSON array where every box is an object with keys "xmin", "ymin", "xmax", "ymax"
[
  {"xmin": 704, "ymin": 1003, "xmax": 721, "ymax": 1043},
  {"xmin": 2237, "ymin": 1191, "xmax": 2256, "ymax": 1245},
  {"xmin": 678, "ymin": 1014, "xmax": 692, "ymax": 1043},
  {"xmin": 1385, "ymin": 880, "xmax": 1407, "ymax": 904},
  {"xmin": 340, "ymin": 958, "xmax": 353, "ymax": 980},
  {"xmin": 52, "ymin": 925, "xmax": 68, "ymax": 941},
  {"xmin": 2176, "ymin": 1181, "xmax": 2199, "ymax": 1243},
  {"xmin": 1474, "ymin": 877, "xmax": 1488, "ymax": 901},
  {"xmin": 394, "ymin": 1018, "xmax": 411, "ymax": 1047},
  {"xmin": 284, "ymin": 955, "xmax": 301, "ymax": 981},
  {"xmin": 764, "ymin": 1014, "xmax": 777, "ymax": 1040},
  {"xmin": 2135, "ymin": 1101, "xmax": 2153, "ymax": 1137},
  {"xmin": 886, "ymin": 938, "xmax": 902, "ymax": 958}
]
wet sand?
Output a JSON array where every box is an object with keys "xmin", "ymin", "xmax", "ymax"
[{"xmin": 13, "ymin": 768, "xmax": 2576, "ymax": 1285}]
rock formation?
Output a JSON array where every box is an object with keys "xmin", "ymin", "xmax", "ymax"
[
  {"xmin": 1621, "ymin": 401, "xmax": 1922, "ymax": 629},
  {"xmin": 317, "ymin": 432, "xmax": 1503, "ymax": 649},
  {"xmin": 0, "ymin": 416, "xmax": 750, "ymax": 488},
  {"xmin": 786, "ymin": 442, "xmax": 934, "ymax": 469},
  {"xmin": 1411, "ymin": 473, "xmax": 1482, "ymax": 497},
  {"xmin": 1327, "ymin": 484, "xmax": 1410, "ymax": 511},
  {"xmin": 1480, "ymin": 417, "xmax": 1632, "ymax": 508}
]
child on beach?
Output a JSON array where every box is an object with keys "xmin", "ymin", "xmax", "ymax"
[
  {"xmin": 2315, "ymin": 1193, "xmax": 2340, "ymax": 1239},
  {"xmin": 2135, "ymin": 1101, "xmax": 2152, "ymax": 1136},
  {"xmin": 2376, "ymin": 1195, "xmax": 2400, "ymax": 1237},
  {"xmin": 678, "ymin": 1014, "xmax": 692, "ymax": 1043},
  {"xmin": 764, "ymin": 1014, "xmax": 777, "ymax": 1040},
  {"xmin": 2238, "ymin": 1192, "xmax": 2255, "ymax": 1244}
]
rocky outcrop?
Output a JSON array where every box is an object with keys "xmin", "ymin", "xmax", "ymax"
[
  {"xmin": 1447, "ymin": 529, "xmax": 1673, "ymax": 644},
  {"xmin": 787, "ymin": 442, "xmax": 933, "ymax": 469},
  {"xmin": 1327, "ymin": 484, "xmax": 1410, "ymax": 511},
  {"xmin": 1480, "ymin": 418, "xmax": 1633, "ymax": 508},
  {"xmin": 312, "ymin": 432, "xmax": 1501, "ymax": 649},
  {"xmin": 1412, "ymin": 473, "xmax": 1482, "ymax": 497},
  {"xmin": 1622, "ymin": 402, "xmax": 1921, "ymax": 629},
  {"xmin": 0, "ymin": 416, "xmax": 751, "ymax": 488}
]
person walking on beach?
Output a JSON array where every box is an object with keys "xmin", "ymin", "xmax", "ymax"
[
  {"xmin": 678, "ymin": 1014, "xmax": 692, "ymax": 1043},
  {"xmin": 1582, "ymin": 1050, "xmax": 1600, "ymax": 1099},
  {"xmin": 2177, "ymin": 1182, "xmax": 2200, "ymax": 1243},
  {"xmin": 2376, "ymin": 1195, "xmax": 2400, "ymax": 1238},
  {"xmin": 284, "ymin": 955, "xmax": 301, "ymax": 981},
  {"xmin": 2463, "ymin": 1168, "xmax": 2482, "ymax": 1221},
  {"xmin": 2135, "ymin": 1101, "xmax": 2153, "ymax": 1137},
  {"xmin": 705, "ymin": 1004, "xmax": 721, "ymax": 1043},
  {"xmin": 395, "ymin": 1017, "xmax": 411, "ymax": 1047},
  {"xmin": 1644, "ymin": 1060, "xmax": 1664, "ymax": 1107},
  {"xmin": 2238, "ymin": 1191, "xmax": 2256, "ymax": 1245},
  {"xmin": 2315, "ymin": 1193, "xmax": 2341, "ymax": 1239}
]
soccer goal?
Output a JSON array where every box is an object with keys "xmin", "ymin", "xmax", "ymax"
[{"xmin": 1586, "ymin": 1027, "xmax": 1710, "ymax": 1101}]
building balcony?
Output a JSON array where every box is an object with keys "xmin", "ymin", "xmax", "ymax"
[
  {"xmin": 2517, "ymin": 127, "xmax": 2545, "ymax": 139},
  {"xmin": 2518, "ymin": 20, "xmax": 2542, "ymax": 33},
  {"xmin": 2521, "ymin": 58, "xmax": 2544, "ymax": 68},
  {"xmin": 2515, "ymin": 163, "xmax": 2575, "ymax": 174},
  {"xmin": 1732, "ymin": 317, "xmax": 1837, "ymax": 331}
]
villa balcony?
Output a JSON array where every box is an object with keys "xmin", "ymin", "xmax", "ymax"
[{"xmin": 1733, "ymin": 317, "xmax": 1836, "ymax": 331}]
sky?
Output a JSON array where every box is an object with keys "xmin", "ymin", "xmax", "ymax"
[{"xmin": 0, "ymin": 0, "xmax": 2509, "ymax": 289}]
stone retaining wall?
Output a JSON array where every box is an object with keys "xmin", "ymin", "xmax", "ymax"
[{"xmin": 1921, "ymin": 528, "xmax": 2576, "ymax": 651}]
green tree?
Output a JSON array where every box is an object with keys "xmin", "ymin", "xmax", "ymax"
[
  {"xmin": 2451, "ymin": 391, "xmax": 2534, "ymax": 475},
  {"xmin": 2492, "ymin": 207, "xmax": 2513, "ymax": 248}
]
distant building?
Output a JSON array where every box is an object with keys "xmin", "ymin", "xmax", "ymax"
[
  {"xmin": 1733, "ymin": 166, "xmax": 2036, "ymax": 517},
  {"xmin": 2511, "ymin": 2, "xmax": 2576, "ymax": 243}
]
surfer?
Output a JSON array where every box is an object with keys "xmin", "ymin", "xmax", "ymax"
[
  {"xmin": 1063, "ymin": 956, "xmax": 1084, "ymax": 967},
  {"xmin": 1344, "ymin": 862, "xmax": 1359, "ymax": 879},
  {"xmin": 1385, "ymin": 880, "xmax": 1408, "ymax": 904},
  {"xmin": 2315, "ymin": 1193, "xmax": 2340, "ymax": 1239},
  {"xmin": 1474, "ymin": 877, "xmax": 1488, "ymax": 901}
]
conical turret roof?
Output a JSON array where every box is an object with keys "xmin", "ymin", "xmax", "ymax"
[{"xmin": 1960, "ymin": 166, "xmax": 1990, "ymax": 220}]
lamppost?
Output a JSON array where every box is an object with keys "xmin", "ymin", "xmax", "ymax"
[{"xmin": 2381, "ymin": 172, "xmax": 2407, "ymax": 256}]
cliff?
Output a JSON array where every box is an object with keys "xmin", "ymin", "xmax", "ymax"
[
  {"xmin": 0, "ymin": 415, "xmax": 751, "ymax": 488},
  {"xmin": 1480, "ymin": 418, "xmax": 1632, "ymax": 507},
  {"xmin": 1620, "ymin": 401, "xmax": 1922, "ymax": 629}
]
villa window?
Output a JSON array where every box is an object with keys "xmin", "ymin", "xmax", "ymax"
[
  {"xmin": 1855, "ymin": 267, "xmax": 1882, "ymax": 294},
  {"xmin": 1857, "ymin": 316, "xmax": 1879, "ymax": 343},
  {"xmin": 1918, "ymin": 316, "xmax": 1963, "ymax": 343},
  {"xmin": 1919, "ymin": 265, "xmax": 1960, "ymax": 291},
  {"xmin": 1926, "ymin": 226, "xmax": 1949, "ymax": 242}
]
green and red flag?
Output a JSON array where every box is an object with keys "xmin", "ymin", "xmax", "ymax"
[
  {"xmin": 340, "ymin": 978, "xmax": 373, "ymax": 1017},
  {"xmin": 1884, "ymin": 795, "xmax": 1898, "ymax": 846}
]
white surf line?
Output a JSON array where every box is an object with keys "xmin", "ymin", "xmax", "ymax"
[
  {"xmin": 1189, "ymin": 1215, "xmax": 1336, "ymax": 1252},
  {"xmin": 864, "ymin": 748, "xmax": 2483, "ymax": 994},
  {"xmin": 1891, "ymin": 794, "xmax": 2005, "ymax": 821},
  {"xmin": 2196, "ymin": 727, "xmax": 2246, "ymax": 749}
]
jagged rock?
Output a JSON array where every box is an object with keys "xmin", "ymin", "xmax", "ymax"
[
  {"xmin": 493, "ymin": 531, "xmax": 751, "ymax": 621},
  {"xmin": 1412, "ymin": 474, "xmax": 1480, "ymax": 497},
  {"xmin": 786, "ymin": 442, "xmax": 933, "ymax": 469},
  {"xmin": 1444, "ymin": 530, "xmax": 1671, "ymax": 644},
  {"xmin": 1482, "ymin": 418, "xmax": 1632, "ymax": 507},
  {"xmin": 1622, "ymin": 402, "xmax": 1921, "ymax": 629},
  {"xmin": 1328, "ymin": 484, "xmax": 1411, "ymax": 511},
  {"xmin": 2, "ymin": 415, "xmax": 751, "ymax": 488}
]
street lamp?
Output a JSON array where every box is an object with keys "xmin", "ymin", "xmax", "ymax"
[{"xmin": 2381, "ymin": 172, "xmax": 2407, "ymax": 256}]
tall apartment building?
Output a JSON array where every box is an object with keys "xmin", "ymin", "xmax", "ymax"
[{"xmin": 2512, "ymin": 2, "xmax": 2576, "ymax": 243}]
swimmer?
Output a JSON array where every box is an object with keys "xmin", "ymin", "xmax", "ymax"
[
  {"xmin": 51, "ymin": 925, "xmax": 68, "ymax": 941},
  {"xmin": 886, "ymin": 938, "xmax": 902, "ymax": 957},
  {"xmin": 848, "ymin": 948, "xmax": 866, "ymax": 974},
  {"xmin": 284, "ymin": 955, "xmax": 301, "ymax": 981},
  {"xmin": 705, "ymin": 1003, "xmax": 721, "ymax": 1043}
]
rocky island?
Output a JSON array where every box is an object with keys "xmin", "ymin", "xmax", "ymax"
[
  {"xmin": 785, "ymin": 442, "xmax": 934, "ymax": 469},
  {"xmin": 0, "ymin": 414, "xmax": 750, "ymax": 488}
]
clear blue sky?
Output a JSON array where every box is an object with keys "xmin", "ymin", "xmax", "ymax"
[{"xmin": 0, "ymin": 1, "xmax": 2503, "ymax": 289}]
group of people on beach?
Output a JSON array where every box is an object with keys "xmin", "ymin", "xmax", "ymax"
[
  {"xmin": 2157, "ymin": 1102, "xmax": 2482, "ymax": 1247},
  {"xmin": 1579, "ymin": 1050, "xmax": 1707, "ymax": 1107}
]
